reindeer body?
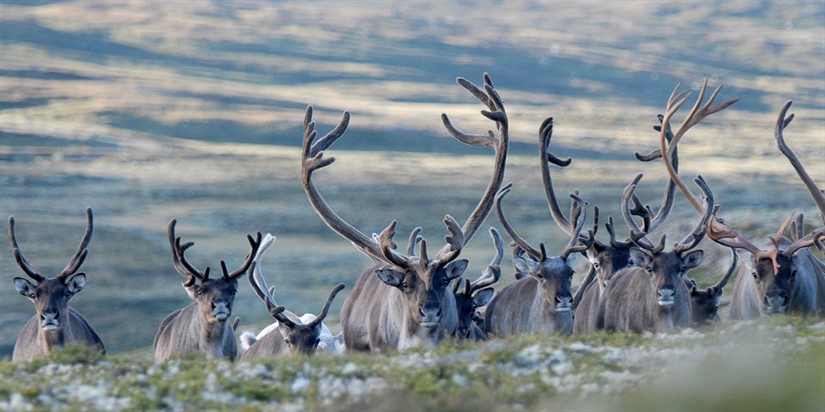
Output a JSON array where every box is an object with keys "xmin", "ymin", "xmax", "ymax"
[
  {"xmin": 154, "ymin": 303, "xmax": 237, "ymax": 362},
  {"xmin": 14, "ymin": 307, "xmax": 104, "ymax": 362}
]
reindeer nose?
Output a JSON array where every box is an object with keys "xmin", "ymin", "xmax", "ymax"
[
  {"xmin": 40, "ymin": 308, "xmax": 60, "ymax": 329},
  {"xmin": 764, "ymin": 294, "xmax": 788, "ymax": 314},
  {"xmin": 419, "ymin": 305, "xmax": 442, "ymax": 327},
  {"xmin": 657, "ymin": 287, "xmax": 675, "ymax": 306},
  {"xmin": 555, "ymin": 295, "xmax": 572, "ymax": 312}
]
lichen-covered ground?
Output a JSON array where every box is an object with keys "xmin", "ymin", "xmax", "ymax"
[{"xmin": 1, "ymin": 317, "xmax": 823, "ymax": 412}]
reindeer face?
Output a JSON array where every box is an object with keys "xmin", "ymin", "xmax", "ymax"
[
  {"xmin": 587, "ymin": 244, "xmax": 634, "ymax": 289},
  {"xmin": 633, "ymin": 248, "xmax": 703, "ymax": 307},
  {"xmin": 690, "ymin": 286, "xmax": 722, "ymax": 326},
  {"xmin": 377, "ymin": 259, "xmax": 466, "ymax": 330},
  {"xmin": 15, "ymin": 274, "xmax": 85, "ymax": 332},
  {"xmin": 752, "ymin": 254, "xmax": 794, "ymax": 315},
  {"xmin": 279, "ymin": 324, "xmax": 323, "ymax": 356},
  {"xmin": 188, "ymin": 277, "xmax": 238, "ymax": 323}
]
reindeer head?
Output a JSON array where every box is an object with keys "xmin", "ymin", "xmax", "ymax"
[
  {"xmin": 168, "ymin": 219, "xmax": 260, "ymax": 324},
  {"xmin": 10, "ymin": 208, "xmax": 93, "ymax": 334}
]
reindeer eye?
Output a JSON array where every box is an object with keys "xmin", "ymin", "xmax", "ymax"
[
  {"xmin": 751, "ymin": 272, "xmax": 758, "ymax": 281},
  {"xmin": 592, "ymin": 262, "xmax": 600, "ymax": 269},
  {"xmin": 284, "ymin": 338, "xmax": 291, "ymax": 346}
]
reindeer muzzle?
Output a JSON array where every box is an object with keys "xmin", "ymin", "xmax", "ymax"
[
  {"xmin": 212, "ymin": 300, "xmax": 232, "ymax": 321},
  {"xmin": 657, "ymin": 287, "xmax": 675, "ymax": 307},
  {"xmin": 555, "ymin": 295, "xmax": 572, "ymax": 312},
  {"xmin": 40, "ymin": 309, "xmax": 60, "ymax": 330}
]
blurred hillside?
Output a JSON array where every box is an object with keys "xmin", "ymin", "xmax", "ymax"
[{"xmin": 0, "ymin": 0, "xmax": 823, "ymax": 357}]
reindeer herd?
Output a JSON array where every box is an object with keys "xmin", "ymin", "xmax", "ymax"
[{"xmin": 8, "ymin": 74, "xmax": 825, "ymax": 363}]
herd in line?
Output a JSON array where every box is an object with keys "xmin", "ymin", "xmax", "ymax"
[{"xmin": 8, "ymin": 74, "xmax": 825, "ymax": 363}]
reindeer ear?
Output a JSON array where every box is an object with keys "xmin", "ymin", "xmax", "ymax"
[
  {"xmin": 472, "ymin": 288, "xmax": 494, "ymax": 307},
  {"xmin": 629, "ymin": 248, "xmax": 651, "ymax": 268},
  {"xmin": 184, "ymin": 283, "xmax": 200, "ymax": 300},
  {"xmin": 682, "ymin": 250, "xmax": 704, "ymax": 270},
  {"xmin": 66, "ymin": 273, "xmax": 86, "ymax": 295},
  {"xmin": 443, "ymin": 259, "xmax": 469, "ymax": 280},
  {"xmin": 512, "ymin": 254, "xmax": 538, "ymax": 275},
  {"xmin": 564, "ymin": 252, "xmax": 578, "ymax": 267},
  {"xmin": 376, "ymin": 268, "xmax": 405, "ymax": 288},
  {"xmin": 14, "ymin": 277, "xmax": 36, "ymax": 298}
]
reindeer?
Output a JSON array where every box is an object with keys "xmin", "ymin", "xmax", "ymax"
[
  {"xmin": 9, "ymin": 208, "xmax": 105, "ymax": 362},
  {"xmin": 301, "ymin": 74, "xmax": 509, "ymax": 352},
  {"xmin": 483, "ymin": 178, "xmax": 593, "ymax": 337},
  {"xmin": 238, "ymin": 234, "xmax": 345, "ymax": 358},
  {"xmin": 153, "ymin": 219, "xmax": 261, "ymax": 362},
  {"xmin": 596, "ymin": 174, "xmax": 714, "ymax": 333},
  {"xmin": 452, "ymin": 228, "xmax": 503, "ymax": 341},
  {"xmin": 686, "ymin": 248, "xmax": 738, "ymax": 327},
  {"xmin": 653, "ymin": 81, "xmax": 825, "ymax": 319},
  {"xmin": 241, "ymin": 260, "xmax": 345, "ymax": 359}
]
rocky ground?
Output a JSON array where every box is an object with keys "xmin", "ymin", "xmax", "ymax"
[{"xmin": 1, "ymin": 317, "xmax": 823, "ymax": 411}]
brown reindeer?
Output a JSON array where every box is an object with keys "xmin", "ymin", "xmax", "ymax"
[
  {"xmin": 686, "ymin": 247, "xmax": 738, "ymax": 327},
  {"xmin": 301, "ymin": 73, "xmax": 509, "ymax": 352},
  {"xmin": 9, "ymin": 208, "xmax": 105, "ymax": 362},
  {"xmin": 452, "ymin": 227, "xmax": 503, "ymax": 341},
  {"xmin": 596, "ymin": 174, "xmax": 713, "ymax": 333},
  {"xmin": 483, "ymin": 181, "xmax": 593, "ymax": 337},
  {"xmin": 153, "ymin": 219, "xmax": 261, "ymax": 362}
]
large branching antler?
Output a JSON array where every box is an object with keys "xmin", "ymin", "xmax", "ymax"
[
  {"xmin": 658, "ymin": 79, "xmax": 739, "ymax": 218},
  {"xmin": 774, "ymin": 101, "xmax": 825, "ymax": 225},
  {"xmin": 631, "ymin": 115, "xmax": 679, "ymax": 233},
  {"xmin": 302, "ymin": 73, "xmax": 509, "ymax": 270}
]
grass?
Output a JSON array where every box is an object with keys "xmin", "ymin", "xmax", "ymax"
[{"xmin": 0, "ymin": 318, "xmax": 823, "ymax": 411}]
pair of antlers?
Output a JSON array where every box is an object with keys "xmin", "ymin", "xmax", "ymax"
[
  {"xmin": 9, "ymin": 207, "xmax": 93, "ymax": 283},
  {"xmin": 167, "ymin": 219, "xmax": 261, "ymax": 287}
]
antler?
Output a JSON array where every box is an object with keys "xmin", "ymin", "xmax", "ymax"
[
  {"xmin": 8, "ymin": 208, "xmax": 94, "ymax": 283},
  {"xmin": 495, "ymin": 183, "xmax": 592, "ymax": 261},
  {"xmin": 631, "ymin": 114, "xmax": 679, "ymax": 233},
  {"xmin": 621, "ymin": 174, "xmax": 666, "ymax": 253},
  {"xmin": 168, "ymin": 219, "xmax": 209, "ymax": 286},
  {"xmin": 710, "ymin": 248, "xmax": 739, "ymax": 294},
  {"xmin": 302, "ymin": 73, "xmax": 509, "ymax": 270},
  {"xmin": 9, "ymin": 216, "xmax": 44, "ymax": 282},
  {"xmin": 438, "ymin": 73, "xmax": 510, "ymax": 256},
  {"xmin": 307, "ymin": 283, "xmax": 346, "ymax": 328},
  {"xmin": 658, "ymin": 79, "xmax": 739, "ymax": 217},
  {"xmin": 774, "ymin": 101, "xmax": 825, "ymax": 224},
  {"xmin": 672, "ymin": 175, "xmax": 715, "ymax": 254},
  {"xmin": 537, "ymin": 117, "xmax": 577, "ymax": 236}
]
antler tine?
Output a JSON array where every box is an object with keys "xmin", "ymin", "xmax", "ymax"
[
  {"xmin": 406, "ymin": 227, "xmax": 423, "ymax": 256},
  {"xmin": 309, "ymin": 283, "xmax": 346, "ymax": 327},
  {"xmin": 377, "ymin": 220, "xmax": 412, "ymax": 269},
  {"xmin": 495, "ymin": 183, "xmax": 541, "ymax": 259},
  {"xmin": 772, "ymin": 212, "xmax": 796, "ymax": 244},
  {"xmin": 309, "ymin": 109, "xmax": 351, "ymax": 157},
  {"xmin": 167, "ymin": 219, "xmax": 207, "ymax": 281},
  {"xmin": 462, "ymin": 278, "xmax": 471, "ymax": 296},
  {"xmin": 635, "ymin": 114, "xmax": 674, "ymax": 162},
  {"xmin": 488, "ymin": 227, "xmax": 505, "ymax": 268},
  {"xmin": 8, "ymin": 215, "xmax": 45, "ymax": 282},
  {"xmin": 784, "ymin": 226, "xmax": 825, "ymax": 258},
  {"xmin": 674, "ymin": 175, "xmax": 714, "ymax": 253},
  {"xmin": 451, "ymin": 276, "xmax": 462, "ymax": 294},
  {"xmin": 227, "ymin": 232, "xmax": 262, "ymax": 279},
  {"xmin": 561, "ymin": 195, "xmax": 593, "ymax": 260},
  {"xmin": 790, "ymin": 213, "xmax": 804, "ymax": 241},
  {"xmin": 57, "ymin": 207, "xmax": 94, "ymax": 279},
  {"xmin": 435, "ymin": 215, "xmax": 464, "ymax": 264},
  {"xmin": 621, "ymin": 174, "xmax": 658, "ymax": 251},
  {"xmin": 711, "ymin": 248, "xmax": 739, "ymax": 293}
]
